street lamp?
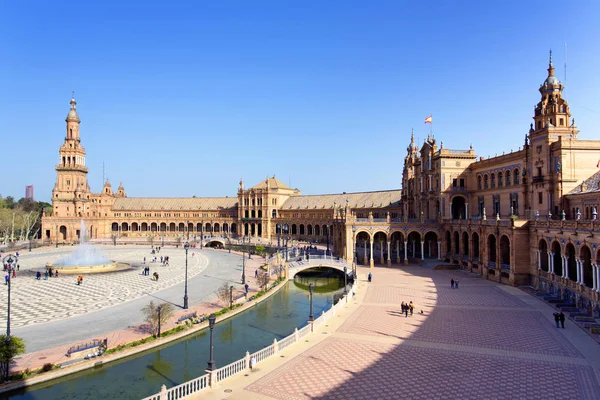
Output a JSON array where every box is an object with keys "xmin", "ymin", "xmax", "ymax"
[
  {"xmin": 183, "ymin": 242, "xmax": 189, "ymax": 309},
  {"xmin": 326, "ymin": 224, "xmax": 330, "ymax": 256},
  {"xmin": 3, "ymin": 255, "xmax": 15, "ymax": 340},
  {"xmin": 241, "ymin": 236, "xmax": 246, "ymax": 284},
  {"xmin": 157, "ymin": 305, "xmax": 162, "ymax": 338},
  {"xmin": 55, "ymin": 226, "xmax": 58, "ymax": 248},
  {"xmin": 200, "ymin": 222, "xmax": 204, "ymax": 249},
  {"xmin": 186, "ymin": 220, "xmax": 190, "ymax": 241},
  {"xmin": 308, "ymin": 283, "xmax": 314, "ymax": 322},
  {"xmin": 229, "ymin": 285, "xmax": 234, "ymax": 310},
  {"xmin": 352, "ymin": 225, "xmax": 357, "ymax": 276},
  {"xmin": 343, "ymin": 266, "xmax": 348, "ymax": 294},
  {"xmin": 207, "ymin": 313, "xmax": 216, "ymax": 371}
]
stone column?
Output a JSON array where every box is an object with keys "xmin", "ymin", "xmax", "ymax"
[
  {"xmin": 379, "ymin": 240, "xmax": 384, "ymax": 265},
  {"xmin": 548, "ymin": 252, "xmax": 553, "ymax": 274},
  {"xmin": 537, "ymin": 250, "xmax": 541, "ymax": 270},
  {"xmin": 396, "ymin": 240, "xmax": 400, "ymax": 264},
  {"xmin": 465, "ymin": 203, "xmax": 468, "ymax": 220},
  {"xmin": 577, "ymin": 260, "xmax": 583, "ymax": 284},
  {"xmin": 592, "ymin": 264, "xmax": 597, "ymax": 291},
  {"xmin": 404, "ymin": 241, "xmax": 408, "ymax": 266},
  {"xmin": 363, "ymin": 240, "xmax": 367, "ymax": 266},
  {"xmin": 437, "ymin": 241, "xmax": 441, "ymax": 260},
  {"xmin": 562, "ymin": 256, "xmax": 568, "ymax": 279},
  {"xmin": 387, "ymin": 241, "xmax": 391, "ymax": 267},
  {"xmin": 596, "ymin": 264, "xmax": 600, "ymax": 292},
  {"xmin": 369, "ymin": 239, "xmax": 374, "ymax": 268},
  {"xmin": 420, "ymin": 241, "xmax": 425, "ymax": 261}
]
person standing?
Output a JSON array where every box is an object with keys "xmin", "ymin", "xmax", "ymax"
[
  {"xmin": 409, "ymin": 301, "xmax": 414, "ymax": 316},
  {"xmin": 451, "ymin": 279, "xmax": 455, "ymax": 289},
  {"xmin": 404, "ymin": 304, "xmax": 409, "ymax": 318},
  {"xmin": 44, "ymin": 270, "xmax": 49, "ymax": 280},
  {"xmin": 553, "ymin": 312, "xmax": 560, "ymax": 328},
  {"xmin": 559, "ymin": 311, "xmax": 566, "ymax": 329},
  {"xmin": 55, "ymin": 270, "xmax": 59, "ymax": 278},
  {"xmin": 455, "ymin": 280, "xmax": 459, "ymax": 289},
  {"xmin": 368, "ymin": 273, "xmax": 372, "ymax": 282}
]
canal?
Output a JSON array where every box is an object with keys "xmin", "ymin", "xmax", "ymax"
[{"xmin": 3, "ymin": 275, "xmax": 345, "ymax": 400}]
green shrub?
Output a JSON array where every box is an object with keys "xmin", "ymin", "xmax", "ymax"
[{"xmin": 41, "ymin": 363, "xmax": 54, "ymax": 372}]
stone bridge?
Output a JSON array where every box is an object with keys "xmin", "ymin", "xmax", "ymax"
[{"xmin": 287, "ymin": 255, "xmax": 351, "ymax": 278}]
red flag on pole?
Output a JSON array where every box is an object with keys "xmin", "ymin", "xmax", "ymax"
[{"xmin": 424, "ymin": 115, "xmax": 432, "ymax": 124}]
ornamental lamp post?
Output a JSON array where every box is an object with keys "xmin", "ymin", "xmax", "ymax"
[
  {"xmin": 183, "ymin": 242, "xmax": 190, "ymax": 309},
  {"xmin": 207, "ymin": 314, "xmax": 216, "ymax": 371},
  {"xmin": 200, "ymin": 223, "xmax": 204, "ymax": 249},
  {"xmin": 343, "ymin": 266, "xmax": 348, "ymax": 294},
  {"xmin": 308, "ymin": 283, "xmax": 314, "ymax": 322},
  {"xmin": 241, "ymin": 236, "xmax": 246, "ymax": 285},
  {"xmin": 326, "ymin": 224, "xmax": 330, "ymax": 256},
  {"xmin": 229, "ymin": 285, "xmax": 234, "ymax": 310},
  {"xmin": 55, "ymin": 226, "xmax": 59, "ymax": 248}
]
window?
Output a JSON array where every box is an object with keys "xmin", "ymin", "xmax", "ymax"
[
  {"xmin": 537, "ymin": 167, "xmax": 542, "ymax": 177},
  {"xmin": 484, "ymin": 175, "xmax": 489, "ymax": 189},
  {"xmin": 459, "ymin": 179, "xmax": 465, "ymax": 188},
  {"xmin": 498, "ymin": 172, "xmax": 503, "ymax": 187},
  {"xmin": 477, "ymin": 176, "xmax": 482, "ymax": 190},
  {"xmin": 538, "ymin": 192, "xmax": 543, "ymax": 204},
  {"xmin": 506, "ymin": 171, "xmax": 511, "ymax": 186},
  {"xmin": 560, "ymin": 118, "xmax": 564, "ymax": 126},
  {"xmin": 453, "ymin": 179, "xmax": 457, "ymax": 188},
  {"xmin": 491, "ymin": 174, "xmax": 496, "ymax": 188},
  {"xmin": 66, "ymin": 180, "xmax": 71, "ymax": 186},
  {"xmin": 514, "ymin": 169, "xmax": 520, "ymax": 185}
]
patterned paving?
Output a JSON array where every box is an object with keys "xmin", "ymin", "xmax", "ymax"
[
  {"xmin": 246, "ymin": 266, "xmax": 600, "ymax": 400},
  {"xmin": 0, "ymin": 247, "xmax": 207, "ymax": 327}
]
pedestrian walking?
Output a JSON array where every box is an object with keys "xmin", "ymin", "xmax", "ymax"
[
  {"xmin": 553, "ymin": 312, "xmax": 560, "ymax": 328},
  {"xmin": 409, "ymin": 301, "xmax": 414, "ymax": 316},
  {"xmin": 55, "ymin": 270, "xmax": 59, "ymax": 278},
  {"xmin": 404, "ymin": 303, "xmax": 409, "ymax": 318},
  {"xmin": 44, "ymin": 270, "xmax": 49, "ymax": 280},
  {"xmin": 16, "ymin": 264, "xmax": 20, "ymax": 271},
  {"xmin": 36, "ymin": 271, "xmax": 41, "ymax": 280},
  {"xmin": 455, "ymin": 280, "xmax": 459, "ymax": 289},
  {"xmin": 559, "ymin": 311, "xmax": 566, "ymax": 329},
  {"xmin": 244, "ymin": 283, "xmax": 249, "ymax": 296},
  {"xmin": 368, "ymin": 273, "xmax": 372, "ymax": 282},
  {"xmin": 143, "ymin": 257, "xmax": 146, "ymax": 264},
  {"xmin": 12, "ymin": 269, "xmax": 16, "ymax": 278},
  {"xmin": 451, "ymin": 279, "xmax": 455, "ymax": 289},
  {"xmin": 4, "ymin": 274, "xmax": 8, "ymax": 285},
  {"xmin": 255, "ymin": 269, "xmax": 258, "ymax": 278}
]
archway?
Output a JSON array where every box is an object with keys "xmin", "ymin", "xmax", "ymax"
[
  {"xmin": 424, "ymin": 231, "xmax": 438, "ymax": 259},
  {"xmin": 565, "ymin": 243, "xmax": 576, "ymax": 281},
  {"xmin": 121, "ymin": 222, "xmax": 129, "ymax": 232},
  {"xmin": 132, "ymin": 222, "xmax": 139, "ymax": 232},
  {"xmin": 59, "ymin": 225, "xmax": 67, "ymax": 241},
  {"xmin": 445, "ymin": 230, "xmax": 451, "ymax": 257},
  {"xmin": 223, "ymin": 223, "xmax": 229, "ymax": 234},
  {"xmin": 315, "ymin": 225, "xmax": 321, "ymax": 236},
  {"xmin": 462, "ymin": 232, "xmax": 469, "ymax": 259},
  {"xmin": 407, "ymin": 231, "xmax": 422, "ymax": 259},
  {"xmin": 251, "ymin": 223, "xmax": 256, "ymax": 236},
  {"xmin": 141, "ymin": 222, "xmax": 148, "ymax": 232},
  {"xmin": 472, "ymin": 232, "xmax": 480, "ymax": 261},
  {"xmin": 111, "ymin": 222, "xmax": 118, "ymax": 232},
  {"xmin": 151, "ymin": 222, "xmax": 157, "ymax": 232},
  {"xmin": 307, "ymin": 225, "xmax": 313, "ymax": 236},
  {"xmin": 453, "ymin": 231, "xmax": 460, "ymax": 256},
  {"xmin": 539, "ymin": 239, "xmax": 549, "ymax": 271},
  {"xmin": 355, "ymin": 231, "xmax": 371, "ymax": 266},
  {"xmin": 390, "ymin": 231, "xmax": 405, "ymax": 263},
  {"xmin": 214, "ymin": 223, "xmax": 220, "ymax": 233},
  {"xmin": 178, "ymin": 222, "xmax": 185, "ymax": 232},
  {"xmin": 373, "ymin": 231, "xmax": 388, "ymax": 265},
  {"xmin": 168, "ymin": 222, "xmax": 175, "ymax": 232},
  {"xmin": 552, "ymin": 242, "xmax": 562, "ymax": 276},
  {"xmin": 299, "ymin": 224, "xmax": 305, "ymax": 235},
  {"xmin": 188, "ymin": 222, "xmax": 194, "ymax": 234},
  {"xmin": 230, "ymin": 223, "xmax": 237, "ymax": 235},
  {"xmin": 292, "ymin": 224, "xmax": 297, "ymax": 235},
  {"xmin": 451, "ymin": 196, "xmax": 466, "ymax": 219},
  {"xmin": 487, "ymin": 235, "xmax": 497, "ymax": 267},
  {"xmin": 581, "ymin": 246, "xmax": 593, "ymax": 288},
  {"xmin": 500, "ymin": 235, "xmax": 510, "ymax": 268},
  {"xmin": 244, "ymin": 223, "xmax": 249, "ymax": 236}
]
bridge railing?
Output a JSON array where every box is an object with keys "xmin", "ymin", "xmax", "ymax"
[{"xmin": 141, "ymin": 280, "xmax": 357, "ymax": 400}]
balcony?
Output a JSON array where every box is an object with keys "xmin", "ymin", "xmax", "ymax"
[{"xmin": 532, "ymin": 176, "xmax": 544, "ymax": 183}]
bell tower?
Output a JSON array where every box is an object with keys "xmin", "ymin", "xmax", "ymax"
[
  {"xmin": 53, "ymin": 93, "xmax": 89, "ymax": 217},
  {"xmin": 530, "ymin": 50, "xmax": 578, "ymax": 142}
]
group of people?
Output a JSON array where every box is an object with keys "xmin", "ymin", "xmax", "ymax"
[
  {"xmin": 450, "ymin": 278, "xmax": 460, "ymax": 289},
  {"xmin": 401, "ymin": 301, "xmax": 414, "ymax": 317},
  {"xmin": 143, "ymin": 255, "xmax": 170, "ymax": 266},
  {"xmin": 141, "ymin": 266, "xmax": 152, "ymax": 276},
  {"xmin": 36, "ymin": 268, "xmax": 59, "ymax": 280},
  {"xmin": 77, "ymin": 275, "xmax": 84, "ymax": 285}
]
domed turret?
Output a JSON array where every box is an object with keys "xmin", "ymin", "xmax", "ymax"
[{"xmin": 66, "ymin": 94, "xmax": 80, "ymax": 123}]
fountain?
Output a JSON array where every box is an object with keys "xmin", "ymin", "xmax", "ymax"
[{"xmin": 47, "ymin": 220, "xmax": 131, "ymax": 274}]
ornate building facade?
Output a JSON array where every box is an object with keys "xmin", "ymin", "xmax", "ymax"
[{"xmin": 42, "ymin": 56, "xmax": 600, "ymax": 308}]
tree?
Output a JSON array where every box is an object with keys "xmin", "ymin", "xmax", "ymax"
[
  {"xmin": 0, "ymin": 336, "xmax": 26, "ymax": 380},
  {"xmin": 141, "ymin": 301, "xmax": 174, "ymax": 337},
  {"xmin": 216, "ymin": 282, "xmax": 231, "ymax": 307},
  {"xmin": 255, "ymin": 245, "xmax": 265, "ymax": 255},
  {"xmin": 257, "ymin": 270, "xmax": 270, "ymax": 290}
]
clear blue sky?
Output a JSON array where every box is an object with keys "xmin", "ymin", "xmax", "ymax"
[{"xmin": 1, "ymin": 1, "xmax": 599, "ymax": 202}]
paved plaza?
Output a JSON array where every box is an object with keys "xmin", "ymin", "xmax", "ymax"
[
  {"xmin": 198, "ymin": 265, "xmax": 600, "ymax": 400},
  {"xmin": 1, "ymin": 246, "xmax": 206, "ymax": 328},
  {"xmin": 0, "ymin": 245, "xmax": 255, "ymax": 357}
]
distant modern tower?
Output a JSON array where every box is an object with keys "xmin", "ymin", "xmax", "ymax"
[{"xmin": 25, "ymin": 185, "xmax": 34, "ymax": 200}]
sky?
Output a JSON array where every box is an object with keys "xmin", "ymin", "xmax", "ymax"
[{"xmin": 1, "ymin": 1, "xmax": 599, "ymax": 202}]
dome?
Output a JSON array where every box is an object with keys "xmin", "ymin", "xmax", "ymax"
[
  {"xmin": 544, "ymin": 75, "xmax": 560, "ymax": 86},
  {"xmin": 66, "ymin": 97, "xmax": 80, "ymax": 122}
]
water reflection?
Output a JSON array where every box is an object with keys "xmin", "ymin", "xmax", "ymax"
[{"xmin": 4, "ymin": 278, "xmax": 344, "ymax": 400}]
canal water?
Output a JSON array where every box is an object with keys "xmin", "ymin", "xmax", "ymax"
[{"xmin": 3, "ymin": 276, "xmax": 345, "ymax": 400}]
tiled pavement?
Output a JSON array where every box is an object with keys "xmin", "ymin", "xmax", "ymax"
[
  {"xmin": 238, "ymin": 266, "xmax": 600, "ymax": 400},
  {"xmin": 0, "ymin": 247, "xmax": 206, "ymax": 328}
]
